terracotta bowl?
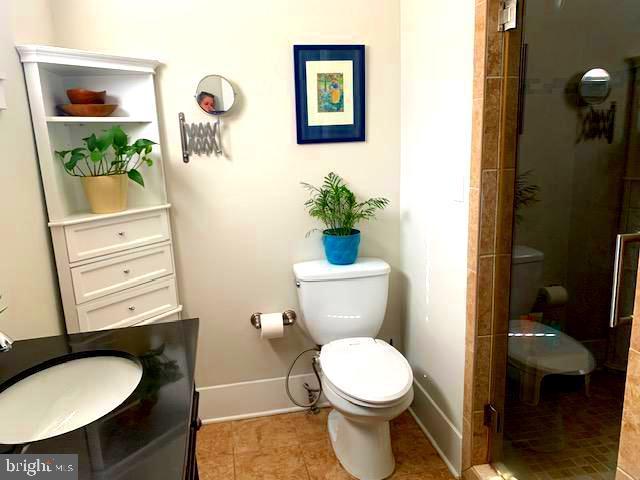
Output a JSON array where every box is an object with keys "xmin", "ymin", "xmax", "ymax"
[
  {"xmin": 66, "ymin": 89, "xmax": 106, "ymax": 104},
  {"xmin": 58, "ymin": 104, "xmax": 117, "ymax": 117}
]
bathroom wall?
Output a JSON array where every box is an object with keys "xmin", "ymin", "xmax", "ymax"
[
  {"xmin": 20, "ymin": 0, "xmax": 403, "ymax": 415},
  {"xmin": 0, "ymin": 0, "xmax": 64, "ymax": 340},
  {"xmin": 400, "ymin": 0, "xmax": 475, "ymax": 474},
  {"xmin": 9, "ymin": 0, "xmax": 55, "ymax": 45}
]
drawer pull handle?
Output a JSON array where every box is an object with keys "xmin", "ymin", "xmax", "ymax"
[
  {"xmin": 128, "ymin": 306, "xmax": 136, "ymax": 311},
  {"xmin": 123, "ymin": 269, "xmax": 131, "ymax": 274},
  {"xmin": 117, "ymin": 231, "xmax": 126, "ymax": 237}
]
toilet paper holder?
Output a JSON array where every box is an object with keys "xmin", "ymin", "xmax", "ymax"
[{"xmin": 250, "ymin": 310, "xmax": 297, "ymax": 329}]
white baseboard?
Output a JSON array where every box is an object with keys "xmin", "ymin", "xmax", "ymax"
[
  {"xmin": 197, "ymin": 373, "xmax": 328, "ymax": 423},
  {"xmin": 410, "ymin": 380, "xmax": 462, "ymax": 478}
]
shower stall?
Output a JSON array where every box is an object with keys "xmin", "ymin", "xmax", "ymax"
[{"xmin": 492, "ymin": 1, "xmax": 640, "ymax": 479}]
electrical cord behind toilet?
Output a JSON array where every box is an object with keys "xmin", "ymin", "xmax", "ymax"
[{"xmin": 285, "ymin": 347, "xmax": 322, "ymax": 413}]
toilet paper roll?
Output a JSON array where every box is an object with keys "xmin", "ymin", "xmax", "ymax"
[
  {"xmin": 260, "ymin": 312, "xmax": 284, "ymax": 339},
  {"xmin": 538, "ymin": 285, "xmax": 568, "ymax": 306}
]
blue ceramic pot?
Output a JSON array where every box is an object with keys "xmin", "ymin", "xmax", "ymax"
[{"xmin": 322, "ymin": 229, "xmax": 361, "ymax": 265}]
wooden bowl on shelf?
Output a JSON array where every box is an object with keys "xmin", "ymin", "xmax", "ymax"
[
  {"xmin": 58, "ymin": 104, "xmax": 118, "ymax": 117},
  {"xmin": 66, "ymin": 89, "xmax": 106, "ymax": 104}
]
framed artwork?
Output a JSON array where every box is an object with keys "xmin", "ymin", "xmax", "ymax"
[{"xmin": 293, "ymin": 45, "xmax": 365, "ymax": 144}]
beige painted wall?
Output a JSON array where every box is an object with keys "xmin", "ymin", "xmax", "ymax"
[
  {"xmin": 9, "ymin": 0, "xmax": 55, "ymax": 45},
  {"xmin": 0, "ymin": 0, "xmax": 63, "ymax": 339},
  {"xmin": 27, "ymin": 0, "xmax": 402, "ymax": 387},
  {"xmin": 400, "ymin": 0, "xmax": 474, "ymax": 473}
]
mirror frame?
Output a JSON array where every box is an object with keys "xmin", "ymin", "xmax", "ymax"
[
  {"xmin": 195, "ymin": 74, "xmax": 237, "ymax": 116},
  {"xmin": 579, "ymin": 68, "xmax": 611, "ymax": 105}
]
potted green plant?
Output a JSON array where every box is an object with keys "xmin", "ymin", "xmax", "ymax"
[
  {"xmin": 514, "ymin": 170, "xmax": 540, "ymax": 223},
  {"xmin": 302, "ymin": 172, "xmax": 389, "ymax": 265},
  {"xmin": 55, "ymin": 126, "xmax": 156, "ymax": 214}
]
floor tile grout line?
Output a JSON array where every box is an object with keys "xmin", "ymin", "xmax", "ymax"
[
  {"xmin": 229, "ymin": 419, "xmax": 237, "ymax": 479},
  {"xmin": 232, "ymin": 430, "xmax": 237, "ymax": 480},
  {"xmin": 302, "ymin": 453, "xmax": 313, "ymax": 480}
]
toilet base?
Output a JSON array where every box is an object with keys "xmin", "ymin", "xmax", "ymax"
[{"xmin": 327, "ymin": 409, "xmax": 395, "ymax": 480}]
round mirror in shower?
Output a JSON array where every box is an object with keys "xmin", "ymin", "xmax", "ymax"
[
  {"xmin": 195, "ymin": 75, "xmax": 236, "ymax": 115},
  {"xmin": 579, "ymin": 68, "xmax": 611, "ymax": 105}
]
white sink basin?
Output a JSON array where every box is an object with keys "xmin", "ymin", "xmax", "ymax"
[{"xmin": 0, "ymin": 355, "xmax": 143, "ymax": 444}]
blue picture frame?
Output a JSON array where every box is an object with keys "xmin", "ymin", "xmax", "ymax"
[{"xmin": 293, "ymin": 45, "xmax": 365, "ymax": 144}]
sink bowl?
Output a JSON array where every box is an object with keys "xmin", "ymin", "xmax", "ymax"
[{"xmin": 0, "ymin": 353, "xmax": 143, "ymax": 444}]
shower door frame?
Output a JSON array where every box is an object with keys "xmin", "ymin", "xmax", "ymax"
[{"xmin": 462, "ymin": 1, "xmax": 640, "ymax": 479}]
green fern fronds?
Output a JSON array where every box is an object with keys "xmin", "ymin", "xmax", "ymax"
[
  {"xmin": 302, "ymin": 172, "xmax": 389, "ymax": 236},
  {"xmin": 515, "ymin": 170, "xmax": 540, "ymax": 224}
]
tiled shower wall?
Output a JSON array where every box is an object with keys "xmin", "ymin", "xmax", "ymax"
[
  {"xmin": 617, "ymin": 58, "xmax": 640, "ymax": 480},
  {"xmin": 462, "ymin": 1, "xmax": 640, "ymax": 479},
  {"xmin": 609, "ymin": 177, "xmax": 640, "ymax": 371},
  {"xmin": 618, "ymin": 279, "xmax": 640, "ymax": 479},
  {"xmin": 462, "ymin": 0, "xmax": 521, "ymax": 472},
  {"xmin": 613, "ymin": 61, "xmax": 640, "ymax": 372}
]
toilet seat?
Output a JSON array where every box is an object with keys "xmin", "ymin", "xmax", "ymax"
[
  {"xmin": 322, "ymin": 374, "xmax": 410, "ymax": 409},
  {"xmin": 320, "ymin": 337, "xmax": 413, "ymax": 407}
]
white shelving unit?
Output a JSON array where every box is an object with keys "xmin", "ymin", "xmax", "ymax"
[
  {"xmin": 46, "ymin": 116, "xmax": 153, "ymax": 124},
  {"xmin": 17, "ymin": 45, "xmax": 182, "ymax": 333}
]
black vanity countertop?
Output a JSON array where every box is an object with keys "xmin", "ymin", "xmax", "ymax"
[{"xmin": 0, "ymin": 318, "xmax": 199, "ymax": 480}]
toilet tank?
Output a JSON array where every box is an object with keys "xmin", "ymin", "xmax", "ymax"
[
  {"xmin": 293, "ymin": 258, "xmax": 390, "ymax": 345},
  {"xmin": 509, "ymin": 245, "xmax": 544, "ymax": 318}
]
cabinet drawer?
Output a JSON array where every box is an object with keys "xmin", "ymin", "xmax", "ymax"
[
  {"xmin": 76, "ymin": 277, "xmax": 177, "ymax": 332},
  {"xmin": 65, "ymin": 210, "xmax": 170, "ymax": 263},
  {"xmin": 136, "ymin": 307, "xmax": 182, "ymax": 326},
  {"xmin": 71, "ymin": 244, "xmax": 174, "ymax": 304}
]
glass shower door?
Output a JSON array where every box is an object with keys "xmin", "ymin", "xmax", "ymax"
[{"xmin": 495, "ymin": 1, "xmax": 640, "ymax": 479}]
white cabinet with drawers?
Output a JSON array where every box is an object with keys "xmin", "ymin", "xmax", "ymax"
[
  {"xmin": 65, "ymin": 209, "xmax": 171, "ymax": 263},
  {"xmin": 51, "ymin": 206, "xmax": 182, "ymax": 334},
  {"xmin": 71, "ymin": 242, "xmax": 174, "ymax": 304},
  {"xmin": 18, "ymin": 45, "xmax": 183, "ymax": 333},
  {"xmin": 77, "ymin": 277, "xmax": 178, "ymax": 331}
]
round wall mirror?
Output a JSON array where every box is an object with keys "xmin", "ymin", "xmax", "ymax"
[
  {"xmin": 579, "ymin": 68, "xmax": 611, "ymax": 105},
  {"xmin": 195, "ymin": 75, "xmax": 236, "ymax": 115}
]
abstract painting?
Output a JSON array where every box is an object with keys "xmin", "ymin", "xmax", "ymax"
[{"xmin": 317, "ymin": 73, "xmax": 344, "ymax": 112}]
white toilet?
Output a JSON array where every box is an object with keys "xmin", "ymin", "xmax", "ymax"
[
  {"xmin": 509, "ymin": 246, "xmax": 595, "ymax": 405},
  {"xmin": 293, "ymin": 257, "xmax": 414, "ymax": 480}
]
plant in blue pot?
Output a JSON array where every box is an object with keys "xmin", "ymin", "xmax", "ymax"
[{"xmin": 302, "ymin": 172, "xmax": 389, "ymax": 265}]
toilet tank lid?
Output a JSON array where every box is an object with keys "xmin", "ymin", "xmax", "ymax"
[
  {"xmin": 293, "ymin": 257, "xmax": 390, "ymax": 282},
  {"xmin": 512, "ymin": 245, "xmax": 544, "ymax": 265}
]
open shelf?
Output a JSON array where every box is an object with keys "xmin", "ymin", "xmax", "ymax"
[
  {"xmin": 46, "ymin": 116, "xmax": 153, "ymax": 124},
  {"xmin": 46, "ymin": 121, "xmax": 167, "ymax": 219}
]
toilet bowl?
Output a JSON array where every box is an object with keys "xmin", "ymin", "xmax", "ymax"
[
  {"xmin": 319, "ymin": 337, "xmax": 414, "ymax": 480},
  {"xmin": 292, "ymin": 258, "xmax": 413, "ymax": 480},
  {"xmin": 509, "ymin": 246, "xmax": 595, "ymax": 405},
  {"xmin": 508, "ymin": 319, "xmax": 595, "ymax": 405}
]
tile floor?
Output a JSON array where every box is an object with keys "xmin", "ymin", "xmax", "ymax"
[
  {"xmin": 196, "ymin": 408, "xmax": 454, "ymax": 479},
  {"xmin": 501, "ymin": 370, "xmax": 626, "ymax": 480}
]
